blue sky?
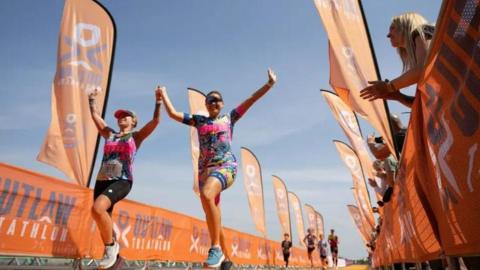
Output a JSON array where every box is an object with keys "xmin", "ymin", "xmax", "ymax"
[{"xmin": 0, "ymin": 0, "xmax": 441, "ymax": 259}]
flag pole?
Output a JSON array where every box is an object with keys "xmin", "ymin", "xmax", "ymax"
[
  {"xmin": 86, "ymin": 0, "xmax": 117, "ymax": 188},
  {"xmin": 357, "ymin": 0, "xmax": 400, "ymax": 160}
]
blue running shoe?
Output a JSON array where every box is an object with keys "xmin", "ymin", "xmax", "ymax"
[{"xmin": 205, "ymin": 247, "xmax": 225, "ymax": 268}]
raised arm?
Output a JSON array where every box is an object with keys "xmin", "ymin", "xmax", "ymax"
[
  {"xmin": 360, "ymin": 36, "xmax": 430, "ymax": 101},
  {"xmin": 134, "ymin": 86, "xmax": 162, "ymax": 148},
  {"xmin": 389, "ymin": 36, "xmax": 430, "ymax": 91},
  {"xmin": 88, "ymin": 90, "xmax": 112, "ymax": 139},
  {"xmin": 235, "ymin": 68, "xmax": 277, "ymax": 116},
  {"xmin": 160, "ymin": 86, "xmax": 185, "ymax": 123}
]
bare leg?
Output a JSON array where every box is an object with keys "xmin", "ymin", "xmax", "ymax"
[
  {"xmin": 201, "ymin": 194, "xmax": 230, "ymax": 260},
  {"xmin": 92, "ymin": 195, "xmax": 113, "ymax": 245},
  {"xmin": 200, "ymin": 195, "xmax": 215, "ymax": 245},
  {"xmin": 220, "ymin": 224, "xmax": 231, "ymax": 261},
  {"xmin": 200, "ymin": 177, "xmax": 222, "ymax": 246}
]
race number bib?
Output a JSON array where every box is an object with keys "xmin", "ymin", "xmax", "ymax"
[{"xmin": 99, "ymin": 160, "xmax": 123, "ymax": 179}]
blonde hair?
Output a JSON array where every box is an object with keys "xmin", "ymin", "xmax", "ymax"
[{"xmin": 391, "ymin": 12, "xmax": 429, "ymax": 72}]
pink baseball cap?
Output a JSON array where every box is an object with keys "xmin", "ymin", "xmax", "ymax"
[{"xmin": 114, "ymin": 109, "xmax": 136, "ymax": 120}]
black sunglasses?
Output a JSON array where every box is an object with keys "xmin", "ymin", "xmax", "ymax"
[{"xmin": 206, "ymin": 96, "xmax": 223, "ymax": 104}]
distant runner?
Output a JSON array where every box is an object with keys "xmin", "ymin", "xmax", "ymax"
[
  {"xmin": 281, "ymin": 233, "xmax": 293, "ymax": 267},
  {"xmin": 317, "ymin": 234, "xmax": 328, "ymax": 270},
  {"xmin": 303, "ymin": 228, "xmax": 317, "ymax": 268},
  {"xmin": 328, "ymin": 229, "xmax": 339, "ymax": 269}
]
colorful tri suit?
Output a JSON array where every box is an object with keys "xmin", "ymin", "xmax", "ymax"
[
  {"xmin": 182, "ymin": 105, "xmax": 246, "ymax": 191},
  {"xmin": 97, "ymin": 132, "xmax": 137, "ymax": 181}
]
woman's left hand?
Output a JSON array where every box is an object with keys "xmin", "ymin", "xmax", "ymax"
[
  {"xmin": 267, "ymin": 68, "xmax": 277, "ymax": 86},
  {"xmin": 360, "ymin": 80, "xmax": 392, "ymax": 101}
]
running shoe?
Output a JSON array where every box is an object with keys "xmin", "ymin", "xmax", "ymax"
[
  {"xmin": 98, "ymin": 241, "xmax": 119, "ymax": 269},
  {"xmin": 205, "ymin": 247, "xmax": 225, "ymax": 268},
  {"xmin": 221, "ymin": 260, "xmax": 233, "ymax": 270}
]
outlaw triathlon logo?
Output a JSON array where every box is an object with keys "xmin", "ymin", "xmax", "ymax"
[
  {"xmin": 190, "ymin": 225, "xmax": 209, "ymax": 256},
  {"xmin": 58, "ymin": 23, "xmax": 106, "ymax": 92},
  {"xmin": 231, "ymin": 236, "xmax": 251, "ymax": 259},
  {"xmin": 316, "ymin": 215, "xmax": 323, "ymax": 234},
  {"xmin": 256, "ymin": 241, "xmax": 270, "ymax": 260},
  {"xmin": 316, "ymin": 0, "xmax": 360, "ymax": 21},
  {"xmin": 109, "ymin": 210, "xmax": 173, "ymax": 252},
  {"xmin": 338, "ymin": 109, "xmax": 362, "ymax": 138},
  {"xmin": 308, "ymin": 213, "xmax": 316, "ymax": 229},
  {"xmin": 292, "ymin": 201, "xmax": 303, "ymax": 230},
  {"xmin": 57, "ymin": 22, "xmax": 107, "ymax": 148},
  {"xmin": 344, "ymin": 154, "xmax": 363, "ymax": 181},
  {"xmin": 276, "ymin": 189, "xmax": 287, "ymax": 212},
  {"xmin": 0, "ymin": 177, "xmax": 77, "ymax": 254},
  {"xmin": 245, "ymin": 165, "xmax": 262, "ymax": 197}
]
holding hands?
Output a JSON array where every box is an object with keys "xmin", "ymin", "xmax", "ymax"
[{"xmin": 155, "ymin": 86, "xmax": 164, "ymax": 104}]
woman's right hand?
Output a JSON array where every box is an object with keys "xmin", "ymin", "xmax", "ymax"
[{"xmin": 360, "ymin": 80, "xmax": 393, "ymax": 101}]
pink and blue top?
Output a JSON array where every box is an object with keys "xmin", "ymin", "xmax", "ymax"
[
  {"xmin": 97, "ymin": 132, "xmax": 137, "ymax": 181},
  {"xmin": 182, "ymin": 105, "xmax": 246, "ymax": 171}
]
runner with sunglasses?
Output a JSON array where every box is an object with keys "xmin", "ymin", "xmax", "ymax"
[{"xmin": 160, "ymin": 68, "xmax": 277, "ymax": 267}]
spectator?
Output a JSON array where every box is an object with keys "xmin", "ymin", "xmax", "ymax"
[{"xmin": 360, "ymin": 12, "xmax": 435, "ymax": 108}]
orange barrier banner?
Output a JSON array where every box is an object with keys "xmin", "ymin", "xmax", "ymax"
[
  {"xmin": 37, "ymin": 0, "xmax": 115, "ymax": 186},
  {"xmin": 372, "ymin": 107, "xmax": 442, "ymax": 266},
  {"xmin": 347, "ymin": 205, "xmax": 370, "ymax": 244},
  {"xmin": 240, "ymin": 147, "xmax": 267, "ymax": 237},
  {"xmin": 272, "ymin": 176, "xmax": 291, "ymax": 239},
  {"xmin": 0, "ymin": 162, "xmax": 319, "ymax": 266},
  {"xmin": 315, "ymin": 211, "xmax": 325, "ymax": 237},
  {"xmin": 314, "ymin": 1, "xmax": 395, "ymax": 156},
  {"xmin": 371, "ymin": 1, "xmax": 480, "ymax": 265},
  {"xmin": 304, "ymin": 204, "xmax": 317, "ymax": 237},
  {"xmin": 0, "ymin": 162, "xmax": 97, "ymax": 257},
  {"xmin": 187, "ymin": 88, "xmax": 208, "ymax": 196},
  {"xmin": 288, "ymin": 192, "xmax": 306, "ymax": 247},
  {"xmin": 413, "ymin": 0, "xmax": 480, "ymax": 256},
  {"xmin": 333, "ymin": 141, "xmax": 375, "ymax": 229}
]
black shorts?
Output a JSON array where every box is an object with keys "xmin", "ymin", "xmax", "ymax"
[
  {"xmin": 307, "ymin": 247, "xmax": 315, "ymax": 253},
  {"xmin": 94, "ymin": 180, "xmax": 132, "ymax": 213},
  {"xmin": 321, "ymin": 255, "xmax": 327, "ymax": 259},
  {"xmin": 331, "ymin": 247, "xmax": 338, "ymax": 254},
  {"xmin": 283, "ymin": 252, "xmax": 290, "ymax": 262}
]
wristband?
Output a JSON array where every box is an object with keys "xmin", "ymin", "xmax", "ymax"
[{"xmin": 386, "ymin": 82, "xmax": 397, "ymax": 93}]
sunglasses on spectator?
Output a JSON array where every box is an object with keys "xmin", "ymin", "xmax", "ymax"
[{"xmin": 206, "ymin": 96, "xmax": 223, "ymax": 104}]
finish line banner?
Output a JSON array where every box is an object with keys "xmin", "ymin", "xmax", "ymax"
[{"xmin": 0, "ymin": 162, "xmax": 319, "ymax": 266}]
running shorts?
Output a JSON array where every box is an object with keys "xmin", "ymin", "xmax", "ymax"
[{"xmin": 94, "ymin": 179, "xmax": 132, "ymax": 213}]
